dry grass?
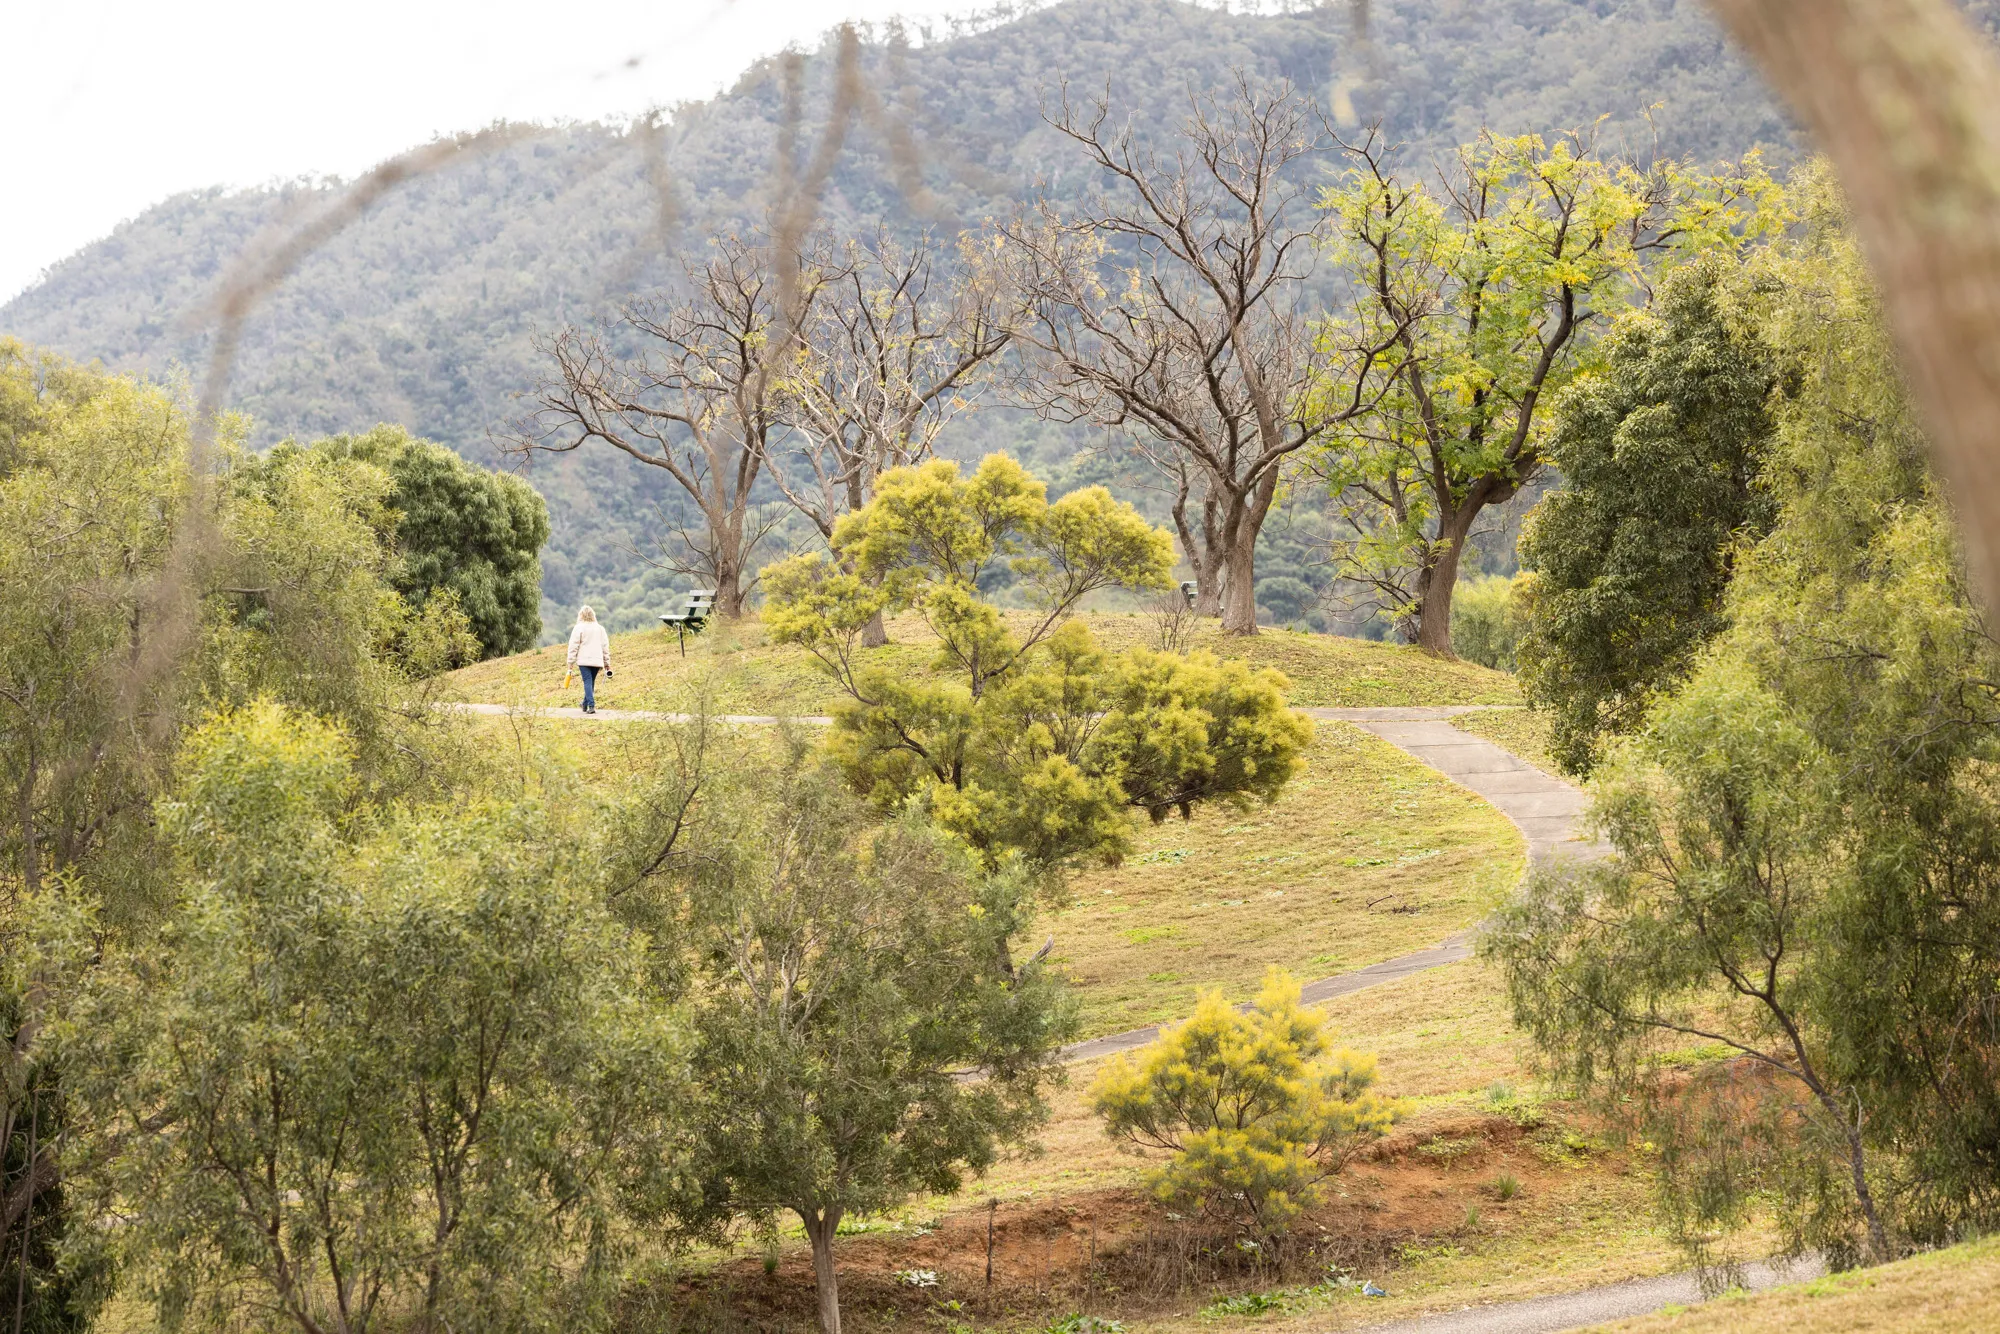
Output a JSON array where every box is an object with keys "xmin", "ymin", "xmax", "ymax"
[
  {"xmin": 1595, "ymin": 1234, "xmax": 2000, "ymax": 1333},
  {"xmin": 448, "ymin": 612, "xmax": 1521, "ymax": 715},
  {"xmin": 1318, "ymin": 958, "xmax": 1530, "ymax": 1100},
  {"xmin": 1056, "ymin": 725, "xmax": 1523, "ymax": 1037}
]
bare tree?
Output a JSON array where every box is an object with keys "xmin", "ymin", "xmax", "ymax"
[
  {"xmin": 769, "ymin": 229, "xmax": 1009, "ymax": 643},
  {"xmin": 994, "ymin": 75, "xmax": 1397, "ymax": 636},
  {"xmin": 518, "ymin": 233, "xmax": 831, "ymax": 617},
  {"xmin": 773, "ymin": 229, "xmax": 1009, "ymax": 537}
]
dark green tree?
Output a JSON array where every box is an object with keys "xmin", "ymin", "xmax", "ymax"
[
  {"xmin": 1487, "ymin": 189, "xmax": 2000, "ymax": 1273},
  {"xmin": 282, "ymin": 426, "xmax": 550, "ymax": 658},
  {"xmin": 672, "ymin": 752, "xmax": 1073, "ymax": 1334},
  {"xmin": 1516, "ymin": 253, "xmax": 1778, "ymax": 775}
]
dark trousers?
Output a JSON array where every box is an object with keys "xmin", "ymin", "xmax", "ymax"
[{"xmin": 580, "ymin": 665, "xmax": 600, "ymax": 711}]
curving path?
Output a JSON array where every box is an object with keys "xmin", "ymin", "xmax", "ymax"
[
  {"xmin": 1062, "ymin": 706, "xmax": 1601, "ymax": 1063},
  {"xmin": 1351, "ymin": 1256, "xmax": 1825, "ymax": 1334},
  {"xmin": 448, "ymin": 700, "xmax": 1599, "ymax": 1059}
]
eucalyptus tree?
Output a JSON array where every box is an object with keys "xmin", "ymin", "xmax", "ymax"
[
  {"xmin": 1516, "ymin": 251, "xmax": 1778, "ymax": 774},
  {"xmin": 675, "ymin": 755, "xmax": 1072, "ymax": 1334},
  {"xmin": 64, "ymin": 702, "xmax": 679, "ymax": 1334},
  {"xmin": 1310, "ymin": 130, "xmax": 1775, "ymax": 656},
  {"xmin": 1, "ymin": 342, "xmax": 483, "ymax": 1332},
  {"xmin": 1489, "ymin": 198, "xmax": 2000, "ymax": 1270}
]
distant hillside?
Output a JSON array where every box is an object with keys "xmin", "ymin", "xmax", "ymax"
[{"xmin": 1, "ymin": 0, "xmax": 1817, "ymax": 631}]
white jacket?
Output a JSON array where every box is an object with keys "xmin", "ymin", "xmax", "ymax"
[{"xmin": 566, "ymin": 621, "xmax": 611, "ymax": 669}]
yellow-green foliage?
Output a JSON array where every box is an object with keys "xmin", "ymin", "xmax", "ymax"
[
  {"xmin": 765, "ymin": 456, "xmax": 1309, "ymax": 877},
  {"xmin": 1091, "ymin": 969, "xmax": 1406, "ymax": 1233},
  {"xmin": 1451, "ymin": 574, "xmax": 1527, "ymax": 671},
  {"xmin": 767, "ymin": 453, "xmax": 1175, "ymax": 697}
]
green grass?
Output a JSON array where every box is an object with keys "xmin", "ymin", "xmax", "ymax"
[
  {"xmin": 1056, "ymin": 726, "xmax": 1523, "ymax": 1037},
  {"xmin": 449, "ymin": 612, "xmax": 1522, "ymax": 715},
  {"xmin": 1595, "ymin": 1234, "xmax": 2000, "ymax": 1332},
  {"xmin": 451, "ymin": 619, "xmax": 1533, "ymax": 1042}
]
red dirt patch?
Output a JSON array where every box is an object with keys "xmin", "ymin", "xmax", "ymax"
[{"xmin": 651, "ymin": 1112, "xmax": 1630, "ymax": 1331}]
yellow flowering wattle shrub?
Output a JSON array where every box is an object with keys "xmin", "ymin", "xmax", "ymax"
[{"xmin": 1091, "ymin": 969, "xmax": 1406, "ymax": 1233}]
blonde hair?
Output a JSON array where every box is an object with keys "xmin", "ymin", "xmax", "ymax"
[{"xmin": 578, "ymin": 606, "xmax": 597, "ymax": 623}]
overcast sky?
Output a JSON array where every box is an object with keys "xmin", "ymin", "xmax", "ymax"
[{"xmin": 0, "ymin": 0, "xmax": 1015, "ymax": 302}]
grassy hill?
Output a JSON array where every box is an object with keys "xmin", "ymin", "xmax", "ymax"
[
  {"xmin": 449, "ymin": 610, "xmax": 1523, "ymax": 714},
  {"xmin": 1596, "ymin": 1235, "xmax": 2000, "ymax": 1332},
  {"xmin": 453, "ymin": 613, "xmax": 1529, "ymax": 1036}
]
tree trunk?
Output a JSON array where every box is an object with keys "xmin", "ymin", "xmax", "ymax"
[
  {"xmin": 1220, "ymin": 536, "xmax": 1260, "ymax": 636},
  {"xmin": 712, "ymin": 535, "xmax": 748, "ymax": 619},
  {"xmin": 801, "ymin": 1206, "xmax": 844, "ymax": 1334},
  {"xmin": 861, "ymin": 609, "xmax": 888, "ymax": 648},
  {"xmin": 1218, "ymin": 472, "xmax": 1279, "ymax": 637},
  {"xmin": 1169, "ymin": 472, "xmax": 1226, "ymax": 618},
  {"xmin": 1801, "ymin": 1075, "xmax": 1894, "ymax": 1263},
  {"xmin": 1411, "ymin": 507, "xmax": 1480, "ymax": 657},
  {"xmin": 1842, "ymin": 1122, "xmax": 1894, "ymax": 1263}
]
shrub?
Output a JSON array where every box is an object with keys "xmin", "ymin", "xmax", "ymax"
[{"xmin": 1091, "ymin": 970, "xmax": 1407, "ymax": 1234}]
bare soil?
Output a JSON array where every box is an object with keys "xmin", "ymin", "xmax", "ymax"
[{"xmin": 640, "ymin": 1111, "xmax": 1630, "ymax": 1332}]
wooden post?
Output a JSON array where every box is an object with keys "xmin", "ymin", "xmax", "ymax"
[{"xmin": 985, "ymin": 1198, "xmax": 996, "ymax": 1292}]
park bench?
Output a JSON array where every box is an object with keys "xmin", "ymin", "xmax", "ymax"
[{"xmin": 659, "ymin": 589, "xmax": 717, "ymax": 656}]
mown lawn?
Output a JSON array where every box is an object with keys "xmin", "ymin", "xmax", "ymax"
[
  {"xmin": 1054, "ymin": 723, "xmax": 1524, "ymax": 1037},
  {"xmin": 448, "ymin": 612, "xmax": 1521, "ymax": 714}
]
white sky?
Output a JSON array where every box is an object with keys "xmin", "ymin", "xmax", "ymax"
[{"xmin": 0, "ymin": 0, "xmax": 1014, "ymax": 302}]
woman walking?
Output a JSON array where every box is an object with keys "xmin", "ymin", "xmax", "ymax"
[{"xmin": 565, "ymin": 605, "xmax": 612, "ymax": 714}]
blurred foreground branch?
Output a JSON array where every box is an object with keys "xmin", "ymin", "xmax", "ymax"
[{"xmin": 1707, "ymin": 0, "xmax": 2000, "ymax": 614}]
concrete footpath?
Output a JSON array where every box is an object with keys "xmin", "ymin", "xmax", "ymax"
[
  {"xmin": 1064, "ymin": 706, "xmax": 1600, "ymax": 1063},
  {"xmin": 1348, "ymin": 1256, "xmax": 1824, "ymax": 1333},
  {"xmin": 449, "ymin": 701, "xmax": 1600, "ymax": 1062}
]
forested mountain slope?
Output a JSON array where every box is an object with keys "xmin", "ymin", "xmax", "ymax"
[{"xmin": 0, "ymin": 0, "xmax": 1839, "ymax": 627}]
